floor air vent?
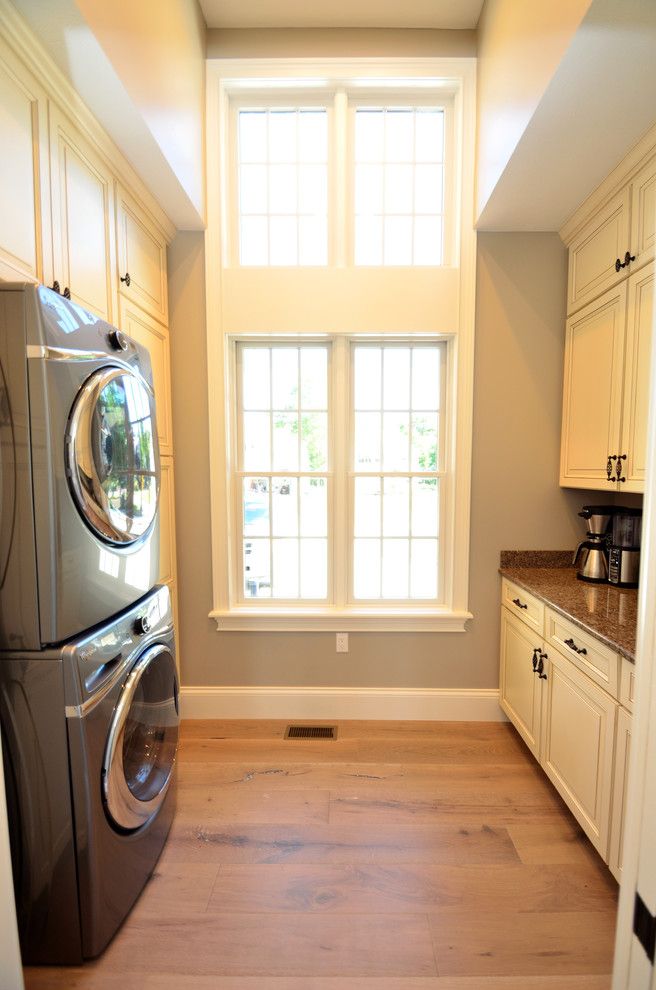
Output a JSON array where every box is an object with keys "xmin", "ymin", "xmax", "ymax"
[{"xmin": 284, "ymin": 725, "xmax": 338, "ymax": 740}]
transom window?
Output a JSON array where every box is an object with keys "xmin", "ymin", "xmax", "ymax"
[{"xmin": 233, "ymin": 339, "xmax": 445, "ymax": 606}]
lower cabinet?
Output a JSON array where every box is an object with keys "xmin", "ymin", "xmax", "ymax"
[
  {"xmin": 540, "ymin": 650, "xmax": 616, "ymax": 858},
  {"xmin": 499, "ymin": 591, "xmax": 631, "ymax": 875}
]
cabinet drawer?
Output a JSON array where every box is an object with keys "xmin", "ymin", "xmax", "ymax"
[
  {"xmin": 545, "ymin": 607, "xmax": 620, "ymax": 698},
  {"xmin": 501, "ymin": 579, "xmax": 544, "ymax": 634},
  {"xmin": 619, "ymin": 656, "xmax": 636, "ymax": 712}
]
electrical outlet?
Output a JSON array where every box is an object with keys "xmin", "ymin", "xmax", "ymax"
[{"xmin": 336, "ymin": 632, "xmax": 349, "ymax": 653}]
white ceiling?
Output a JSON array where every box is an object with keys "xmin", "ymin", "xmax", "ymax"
[{"xmin": 199, "ymin": 0, "xmax": 485, "ymax": 30}]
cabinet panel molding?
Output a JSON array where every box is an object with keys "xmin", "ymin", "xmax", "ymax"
[
  {"xmin": 621, "ymin": 264, "xmax": 654, "ymax": 490},
  {"xmin": 630, "ymin": 154, "xmax": 656, "ymax": 273},
  {"xmin": 609, "ymin": 706, "xmax": 632, "ymax": 882},
  {"xmin": 119, "ymin": 298, "xmax": 173, "ymax": 456},
  {"xmin": 499, "ymin": 607, "xmax": 543, "ymax": 760},
  {"xmin": 116, "ymin": 184, "xmax": 168, "ymax": 325},
  {"xmin": 567, "ymin": 188, "xmax": 630, "ymax": 315},
  {"xmin": 158, "ymin": 457, "xmax": 178, "ymax": 587}
]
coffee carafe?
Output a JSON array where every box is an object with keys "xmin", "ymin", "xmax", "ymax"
[
  {"xmin": 608, "ymin": 507, "xmax": 642, "ymax": 587},
  {"xmin": 573, "ymin": 505, "xmax": 613, "ymax": 583}
]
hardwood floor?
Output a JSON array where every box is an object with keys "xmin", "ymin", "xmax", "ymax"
[{"xmin": 24, "ymin": 720, "xmax": 617, "ymax": 989}]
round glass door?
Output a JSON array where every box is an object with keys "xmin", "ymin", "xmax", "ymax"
[
  {"xmin": 103, "ymin": 645, "xmax": 179, "ymax": 831},
  {"xmin": 66, "ymin": 367, "xmax": 159, "ymax": 545}
]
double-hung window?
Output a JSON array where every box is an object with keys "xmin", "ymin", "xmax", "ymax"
[{"xmin": 207, "ymin": 59, "xmax": 476, "ymax": 631}]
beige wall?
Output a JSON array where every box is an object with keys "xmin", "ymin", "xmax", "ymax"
[
  {"xmin": 168, "ymin": 230, "xmax": 584, "ymax": 690},
  {"xmin": 476, "ymin": 0, "xmax": 591, "ymax": 222},
  {"xmin": 207, "ymin": 28, "xmax": 475, "ymax": 59}
]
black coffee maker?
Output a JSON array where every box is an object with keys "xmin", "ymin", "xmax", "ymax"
[{"xmin": 608, "ymin": 507, "xmax": 642, "ymax": 588}]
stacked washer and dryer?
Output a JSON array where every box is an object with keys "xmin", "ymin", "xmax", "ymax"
[{"xmin": 0, "ymin": 283, "xmax": 179, "ymax": 963}]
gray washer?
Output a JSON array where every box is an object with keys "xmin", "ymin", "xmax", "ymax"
[
  {"xmin": 0, "ymin": 282, "xmax": 161, "ymax": 650},
  {"xmin": 0, "ymin": 585, "xmax": 178, "ymax": 963}
]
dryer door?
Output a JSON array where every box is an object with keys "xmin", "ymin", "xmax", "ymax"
[
  {"xmin": 66, "ymin": 366, "xmax": 159, "ymax": 545},
  {"xmin": 103, "ymin": 644, "xmax": 178, "ymax": 832}
]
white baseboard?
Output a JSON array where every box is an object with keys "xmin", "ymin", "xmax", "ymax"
[{"xmin": 179, "ymin": 685, "xmax": 505, "ymax": 722}]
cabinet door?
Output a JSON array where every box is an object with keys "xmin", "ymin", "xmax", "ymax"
[
  {"xmin": 116, "ymin": 184, "xmax": 168, "ymax": 325},
  {"xmin": 49, "ymin": 104, "xmax": 116, "ymax": 323},
  {"xmin": 620, "ymin": 264, "xmax": 654, "ymax": 492},
  {"xmin": 567, "ymin": 188, "xmax": 630, "ymax": 315},
  {"xmin": 540, "ymin": 650, "xmax": 617, "ymax": 859},
  {"xmin": 609, "ymin": 707, "xmax": 632, "ymax": 882},
  {"xmin": 158, "ymin": 457, "xmax": 177, "ymax": 588},
  {"xmin": 499, "ymin": 607, "xmax": 543, "ymax": 760},
  {"xmin": 630, "ymin": 154, "xmax": 656, "ymax": 273},
  {"xmin": 119, "ymin": 298, "xmax": 173, "ymax": 456},
  {"xmin": 0, "ymin": 38, "xmax": 51, "ymax": 283},
  {"xmin": 560, "ymin": 283, "xmax": 627, "ymax": 490}
]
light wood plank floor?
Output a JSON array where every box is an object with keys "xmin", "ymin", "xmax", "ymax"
[{"xmin": 24, "ymin": 720, "xmax": 617, "ymax": 989}]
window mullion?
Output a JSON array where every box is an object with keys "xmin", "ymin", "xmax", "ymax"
[
  {"xmin": 332, "ymin": 337, "xmax": 349, "ymax": 607},
  {"xmin": 333, "ymin": 89, "xmax": 348, "ymax": 267}
]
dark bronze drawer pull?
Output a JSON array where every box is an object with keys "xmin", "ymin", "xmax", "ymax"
[
  {"xmin": 512, "ymin": 597, "xmax": 528, "ymax": 610},
  {"xmin": 564, "ymin": 637, "xmax": 587, "ymax": 656}
]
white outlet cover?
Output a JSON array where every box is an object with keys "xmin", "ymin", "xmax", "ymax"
[{"xmin": 336, "ymin": 632, "xmax": 349, "ymax": 653}]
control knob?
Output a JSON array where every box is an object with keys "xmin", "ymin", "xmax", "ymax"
[
  {"xmin": 108, "ymin": 329, "xmax": 129, "ymax": 352},
  {"xmin": 134, "ymin": 614, "xmax": 151, "ymax": 635}
]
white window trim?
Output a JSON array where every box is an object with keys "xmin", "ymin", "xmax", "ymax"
[{"xmin": 205, "ymin": 57, "xmax": 477, "ymax": 632}]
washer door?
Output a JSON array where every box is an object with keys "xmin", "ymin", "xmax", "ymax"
[
  {"xmin": 103, "ymin": 644, "xmax": 179, "ymax": 832},
  {"xmin": 66, "ymin": 366, "xmax": 159, "ymax": 545}
]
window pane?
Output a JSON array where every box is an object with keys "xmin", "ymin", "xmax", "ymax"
[
  {"xmin": 414, "ymin": 164, "xmax": 443, "ymax": 215},
  {"xmin": 269, "ymin": 216, "xmax": 297, "ymax": 265},
  {"xmin": 384, "ymin": 164, "xmax": 413, "ymax": 213},
  {"xmin": 412, "ymin": 347, "xmax": 440, "ymax": 410},
  {"xmin": 242, "ymin": 348, "xmax": 270, "ymax": 409},
  {"xmin": 298, "ymin": 164, "xmax": 327, "ymax": 214},
  {"xmin": 298, "ymin": 110, "xmax": 327, "ymax": 162},
  {"xmin": 300, "ymin": 348, "xmax": 327, "ymax": 409},
  {"xmin": 354, "ymin": 539, "xmax": 381, "ymax": 598},
  {"xmin": 300, "ymin": 477, "xmax": 327, "ymax": 537},
  {"xmin": 411, "ymin": 478, "xmax": 438, "ymax": 537},
  {"xmin": 382, "ymin": 539, "xmax": 409, "ymax": 598},
  {"xmin": 410, "ymin": 539, "xmax": 438, "ymax": 598},
  {"xmin": 355, "ymin": 163, "xmax": 384, "ymax": 215},
  {"xmin": 355, "ymin": 411, "xmax": 381, "ymax": 469},
  {"xmin": 385, "ymin": 110, "xmax": 414, "ymax": 162},
  {"xmin": 354, "ymin": 347, "xmax": 381, "ymax": 410},
  {"xmin": 272, "ymin": 348, "xmax": 298, "ymax": 410},
  {"xmin": 355, "ymin": 216, "xmax": 383, "ymax": 265},
  {"xmin": 239, "ymin": 111, "xmax": 267, "ymax": 162},
  {"xmin": 300, "ymin": 413, "xmax": 327, "ymax": 471},
  {"xmin": 383, "ymin": 478, "xmax": 409, "ymax": 537},
  {"xmin": 299, "ymin": 217, "xmax": 327, "ymax": 265},
  {"xmin": 413, "ymin": 216, "xmax": 442, "ymax": 266},
  {"xmin": 269, "ymin": 164, "xmax": 297, "ymax": 214},
  {"xmin": 383, "ymin": 216, "xmax": 412, "ymax": 265},
  {"xmin": 382, "ymin": 411, "xmax": 409, "ymax": 470},
  {"xmin": 243, "ymin": 412, "xmax": 270, "ymax": 470},
  {"xmin": 300, "ymin": 539, "xmax": 327, "ymax": 598},
  {"xmin": 240, "ymin": 216, "xmax": 268, "ymax": 265},
  {"xmin": 354, "ymin": 477, "xmax": 381, "ymax": 537},
  {"xmin": 272, "ymin": 412, "xmax": 298, "ymax": 471},
  {"xmin": 244, "ymin": 539, "xmax": 271, "ymax": 597},
  {"xmin": 272, "ymin": 538, "xmax": 299, "ymax": 597},
  {"xmin": 355, "ymin": 110, "xmax": 384, "ymax": 162},
  {"xmin": 411, "ymin": 413, "xmax": 438, "ymax": 471},
  {"xmin": 243, "ymin": 478, "xmax": 270, "ymax": 536},
  {"xmin": 272, "ymin": 478, "xmax": 297, "ymax": 536},
  {"xmin": 240, "ymin": 164, "xmax": 267, "ymax": 215},
  {"xmin": 383, "ymin": 347, "xmax": 410, "ymax": 409},
  {"xmin": 268, "ymin": 110, "xmax": 296, "ymax": 162},
  {"xmin": 415, "ymin": 110, "xmax": 444, "ymax": 162}
]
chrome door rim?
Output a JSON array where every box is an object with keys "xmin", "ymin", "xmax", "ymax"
[
  {"xmin": 66, "ymin": 365, "xmax": 159, "ymax": 545},
  {"xmin": 103, "ymin": 644, "xmax": 178, "ymax": 831}
]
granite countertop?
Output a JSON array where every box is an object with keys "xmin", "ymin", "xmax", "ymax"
[{"xmin": 499, "ymin": 552, "xmax": 638, "ymax": 662}]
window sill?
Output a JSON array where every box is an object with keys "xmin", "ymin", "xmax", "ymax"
[{"xmin": 209, "ymin": 607, "xmax": 473, "ymax": 632}]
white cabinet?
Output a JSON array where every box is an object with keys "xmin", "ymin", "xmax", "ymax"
[
  {"xmin": 609, "ymin": 706, "xmax": 632, "ymax": 881},
  {"xmin": 499, "ymin": 607, "xmax": 544, "ymax": 760},
  {"xmin": 116, "ymin": 184, "xmax": 168, "ymax": 325},
  {"xmin": 158, "ymin": 457, "xmax": 178, "ymax": 589},
  {"xmin": 560, "ymin": 283, "xmax": 627, "ymax": 489},
  {"xmin": 630, "ymin": 154, "xmax": 656, "ymax": 274},
  {"xmin": 567, "ymin": 188, "xmax": 630, "ymax": 315},
  {"xmin": 119, "ymin": 299, "xmax": 173, "ymax": 456},
  {"xmin": 0, "ymin": 37, "xmax": 50, "ymax": 284},
  {"xmin": 560, "ymin": 265, "xmax": 653, "ymax": 493},
  {"xmin": 540, "ymin": 649, "xmax": 617, "ymax": 858},
  {"xmin": 49, "ymin": 104, "xmax": 117, "ymax": 323}
]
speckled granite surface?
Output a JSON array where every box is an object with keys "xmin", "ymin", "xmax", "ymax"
[
  {"xmin": 500, "ymin": 551, "xmax": 573, "ymax": 569},
  {"xmin": 500, "ymin": 564, "xmax": 638, "ymax": 662}
]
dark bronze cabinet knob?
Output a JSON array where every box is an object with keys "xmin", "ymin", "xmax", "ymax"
[{"xmin": 120, "ymin": 272, "xmax": 131, "ymax": 287}]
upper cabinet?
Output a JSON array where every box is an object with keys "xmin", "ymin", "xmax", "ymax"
[
  {"xmin": 560, "ymin": 132, "xmax": 656, "ymax": 493},
  {"xmin": 0, "ymin": 38, "xmax": 51, "ymax": 284},
  {"xmin": 567, "ymin": 189, "xmax": 630, "ymax": 315},
  {"xmin": 116, "ymin": 184, "xmax": 168, "ymax": 326},
  {"xmin": 49, "ymin": 104, "xmax": 117, "ymax": 324}
]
